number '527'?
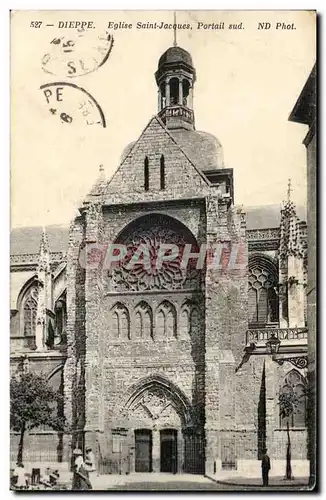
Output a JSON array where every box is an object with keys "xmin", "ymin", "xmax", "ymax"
[{"xmin": 30, "ymin": 21, "xmax": 42, "ymax": 28}]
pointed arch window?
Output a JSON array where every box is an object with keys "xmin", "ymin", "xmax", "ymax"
[
  {"xmin": 157, "ymin": 310, "xmax": 165, "ymax": 338},
  {"xmin": 22, "ymin": 285, "xmax": 38, "ymax": 338},
  {"xmin": 111, "ymin": 303, "xmax": 130, "ymax": 340},
  {"xmin": 190, "ymin": 307, "xmax": 199, "ymax": 336},
  {"xmin": 54, "ymin": 294, "xmax": 67, "ymax": 345},
  {"xmin": 135, "ymin": 311, "xmax": 142, "ymax": 339},
  {"xmin": 279, "ymin": 370, "xmax": 307, "ymax": 428},
  {"xmin": 134, "ymin": 302, "xmax": 153, "ymax": 339},
  {"xmin": 180, "ymin": 308, "xmax": 190, "ymax": 338},
  {"xmin": 180, "ymin": 302, "xmax": 199, "ymax": 339},
  {"xmin": 156, "ymin": 301, "xmax": 176, "ymax": 339},
  {"xmin": 144, "ymin": 156, "xmax": 149, "ymax": 191},
  {"xmin": 160, "ymin": 155, "xmax": 165, "ymax": 190},
  {"xmin": 249, "ymin": 256, "xmax": 279, "ymax": 326}
]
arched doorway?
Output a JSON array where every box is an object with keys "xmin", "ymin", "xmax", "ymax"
[{"xmin": 113, "ymin": 375, "xmax": 203, "ymax": 474}]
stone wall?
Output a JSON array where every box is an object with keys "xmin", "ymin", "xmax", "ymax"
[{"xmin": 306, "ymin": 129, "xmax": 316, "ymax": 485}]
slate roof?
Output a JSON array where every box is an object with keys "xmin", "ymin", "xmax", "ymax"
[
  {"xmin": 10, "ymin": 225, "xmax": 70, "ymax": 256},
  {"xmin": 245, "ymin": 204, "xmax": 306, "ymax": 230},
  {"xmin": 158, "ymin": 46, "xmax": 193, "ymax": 69},
  {"xmin": 121, "ymin": 129, "xmax": 225, "ymax": 172},
  {"xmin": 10, "ymin": 205, "xmax": 306, "ymax": 256}
]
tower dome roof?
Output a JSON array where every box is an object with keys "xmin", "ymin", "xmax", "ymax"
[
  {"xmin": 170, "ymin": 129, "xmax": 225, "ymax": 171},
  {"xmin": 158, "ymin": 46, "xmax": 193, "ymax": 69}
]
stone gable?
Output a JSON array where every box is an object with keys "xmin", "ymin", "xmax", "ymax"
[{"xmin": 104, "ymin": 116, "xmax": 210, "ymax": 205}]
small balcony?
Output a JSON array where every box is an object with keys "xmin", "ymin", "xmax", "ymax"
[{"xmin": 246, "ymin": 326, "xmax": 308, "ymax": 354}]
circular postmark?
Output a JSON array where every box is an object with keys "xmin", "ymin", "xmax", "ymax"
[
  {"xmin": 40, "ymin": 82, "xmax": 106, "ymax": 127},
  {"xmin": 41, "ymin": 28, "xmax": 114, "ymax": 78}
]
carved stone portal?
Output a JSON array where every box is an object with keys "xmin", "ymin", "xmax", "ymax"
[{"xmin": 129, "ymin": 387, "xmax": 182, "ymax": 427}]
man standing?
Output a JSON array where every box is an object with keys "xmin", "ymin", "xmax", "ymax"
[{"xmin": 261, "ymin": 448, "xmax": 271, "ymax": 487}]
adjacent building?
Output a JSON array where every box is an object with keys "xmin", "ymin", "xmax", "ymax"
[{"xmin": 289, "ymin": 63, "xmax": 316, "ymax": 487}]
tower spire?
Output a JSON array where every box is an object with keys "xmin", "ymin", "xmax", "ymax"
[
  {"xmin": 287, "ymin": 178, "xmax": 292, "ymax": 203},
  {"xmin": 173, "ymin": 11, "xmax": 177, "ymax": 47}
]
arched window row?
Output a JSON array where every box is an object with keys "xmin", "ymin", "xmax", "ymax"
[
  {"xmin": 279, "ymin": 370, "xmax": 307, "ymax": 429},
  {"xmin": 248, "ymin": 255, "xmax": 279, "ymax": 326},
  {"xmin": 110, "ymin": 301, "xmax": 200, "ymax": 341},
  {"xmin": 159, "ymin": 78, "xmax": 192, "ymax": 109},
  {"xmin": 143, "ymin": 156, "xmax": 166, "ymax": 192}
]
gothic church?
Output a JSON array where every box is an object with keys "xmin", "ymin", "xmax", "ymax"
[{"xmin": 10, "ymin": 45, "xmax": 309, "ymax": 477}]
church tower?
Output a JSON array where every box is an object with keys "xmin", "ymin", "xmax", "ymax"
[{"xmin": 155, "ymin": 46, "xmax": 196, "ymax": 131}]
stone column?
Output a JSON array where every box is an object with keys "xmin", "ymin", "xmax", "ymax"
[
  {"xmin": 265, "ymin": 357, "xmax": 277, "ymax": 457},
  {"xmin": 287, "ymin": 254, "xmax": 305, "ymax": 328},
  {"xmin": 165, "ymin": 79, "xmax": 170, "ymax": 107},
  {"xmin": 189, "ymin": 86, "xmax": 193, "ymax": 109},
  {"xmin": 35, "ymin": 316, "xmax": 44, "ymax": 351},
  {"xmin": 178, "ymin": 79, "xmax": 183, "ymax": 105},
  {"xmin": 177, "ymin": 430, "xmax": 184, "ymax": 473},
  {"xmin": 152, "ymin": 428, "xmax": 160, "ymax": 472},
  {"xmin": 157, "ymin": 89, "xmax": 161, "ymax": 112}
]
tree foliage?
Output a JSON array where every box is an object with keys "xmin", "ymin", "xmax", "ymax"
[
  {"xmin": 10, "ymin": 371, "xmax": 66, "ymax": 433},
  {"xmin": 278, "ymin": 387, "xmax": 300, "ymax": 481},
  {"xmin": 278, "ymin": 389, "xmax": 300, "ymax": 420}
]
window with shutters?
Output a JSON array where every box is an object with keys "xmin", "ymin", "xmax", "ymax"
[{"xmin": 248, "ymin": 256, "xmax": 278, "ymax": 327}]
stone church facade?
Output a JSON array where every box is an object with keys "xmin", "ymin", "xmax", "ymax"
[{"xmin": 10, "ymin": 46, "xmax": 309, "ymax": 477}]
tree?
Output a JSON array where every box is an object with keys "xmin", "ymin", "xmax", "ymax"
[
  {"xmin": 10, "ymin": 371, "xmax": 66, "ymax": 463},
  {"xmin": 278, "ymin": 389, "xmax": 300, "ymax": 480}
]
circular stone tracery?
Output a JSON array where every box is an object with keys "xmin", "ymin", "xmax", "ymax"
[
  {"xmin": 249, "ymin": 266, "xmax": 274, "ymax": 290},
  {"xmin": 110, "ymin": 216, "xmax": 201, "ymax": 292}
]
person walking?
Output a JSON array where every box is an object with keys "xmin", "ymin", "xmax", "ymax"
[
  {"xmin": 72, "ymin": 448, "xmax": 92, "ymax": 490},
  {"xmin": 85, "ymin": 447, "xmax": 96, "ymax": 487},
  {"xmin": 261, "ymin": 448, "xmax": 271, "ymax": 487}
]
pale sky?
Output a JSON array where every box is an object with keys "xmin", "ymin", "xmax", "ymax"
[{"xmin": 11, "ymin": 10, "xmax": 316, "ymax": 228}]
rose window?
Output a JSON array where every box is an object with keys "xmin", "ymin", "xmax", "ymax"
[{"xmin": 109, "ymin": 219, "xmax": 201, "ymax": 292}]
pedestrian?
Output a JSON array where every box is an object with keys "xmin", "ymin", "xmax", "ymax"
[
  {"xmin": 85, "ymin": 447, "xmax": 96, "ymax": 486},
  {"xmin": 72, "ymin": 448, "xmax": 92, "ymax": 490},
  {"xmin": 12, "ymin": 462, "xmax": 27, "ymax": 490},
  {"xmin": 261, "ymin": 448, "xmax": 271, "ymax": 487},
  {"xmin": 72, "ymin": 448, "xmax": 83, "ymax": 490}
]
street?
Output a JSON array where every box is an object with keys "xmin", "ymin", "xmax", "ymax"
[{"xmin": 103, "ymin": 473, "xmax": 232, "ymax": 491}]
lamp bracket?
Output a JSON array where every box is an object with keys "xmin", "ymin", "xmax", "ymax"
[{"xmin": 272, "ymin": 354, "xmax": 308, "ymax": 369}]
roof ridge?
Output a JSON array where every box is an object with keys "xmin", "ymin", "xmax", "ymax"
[
  {"xmin": 105, "ymin": 116, "xmax": 159, "ymax": 191},
  {"xmin": 154, "ymin": 115, "xmax": 210, "ymax": 186}
]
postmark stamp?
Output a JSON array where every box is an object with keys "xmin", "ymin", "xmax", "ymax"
[
  {"xmin": 40, "ymin": 82, "xmax": 106, "ymax": 127},
  {"xmin": 41, "ymin": 27, "xmax": 114, "ymax": 78}
]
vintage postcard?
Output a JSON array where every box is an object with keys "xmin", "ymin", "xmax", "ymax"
[{"xmin": 10, "ymin": 10, "xmax": 316, "ymax": 491}]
